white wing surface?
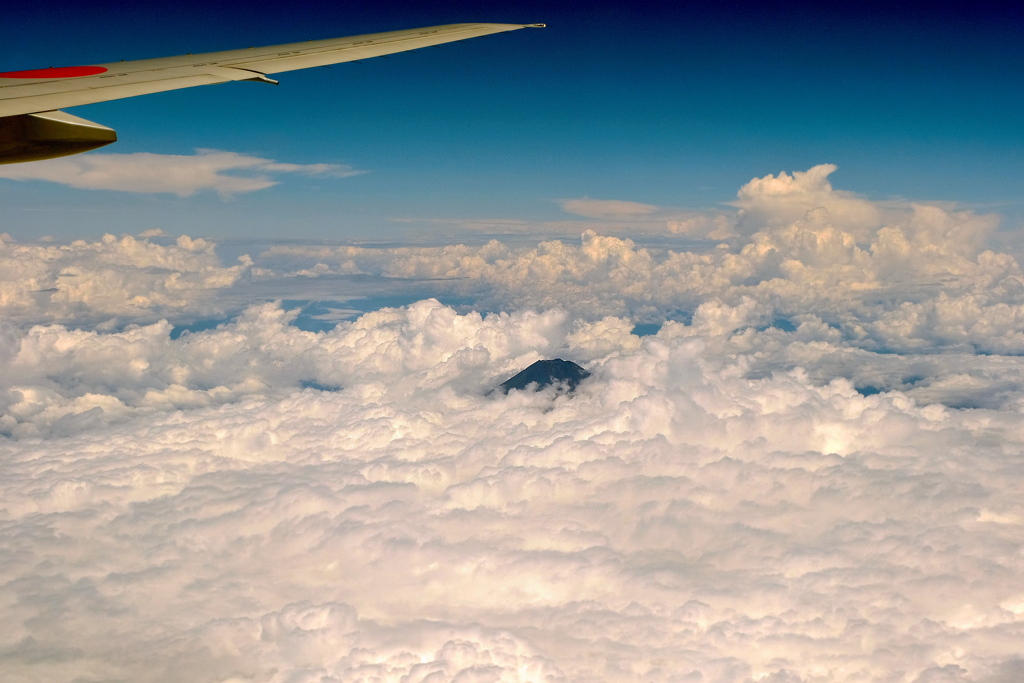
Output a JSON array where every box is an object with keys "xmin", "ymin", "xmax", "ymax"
[
  {"xmin": 0, "ymin": 22, "xmax": 542, "ymax": 164},
  {"xmin": 0, "ymin": 23, "xmax": 542, "ymax": 118}
]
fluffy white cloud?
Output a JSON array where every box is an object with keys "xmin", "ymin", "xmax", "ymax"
[
  {"xmin": 3, "ymin": 301, "xmax": 1024, "ymax": 681},
  {"xmin": 733, "ymin": 163, "xmax": 883, "ymax": 239},
  {"xmin": 3, "ymin": 165, "xmax": 1024, "ymax": 682},
  {"xmin": 0, "ymin": 149, "xmax": 362, "ymax": 197},
  {"xmin": 0, "ymin": 232, "xmax": 251, "ymax": 326},
  {"xmin": 264, "ymin": 201, "xmax": 1012, "ymax": 353},
  {"xmin": 1, "ymin": 163, "xmax": 1016, "ymax": 350}
]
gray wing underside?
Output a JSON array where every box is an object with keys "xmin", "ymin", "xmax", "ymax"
[{"xmin": 0, "ymin": 23, "xmax": 541, "ymax": 118}]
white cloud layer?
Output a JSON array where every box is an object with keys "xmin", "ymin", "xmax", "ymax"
[
  {"xmin": 0, "ymin": 232, "xmax": 250, "ymax": 326},
  {"xmin": 3, "ymin": 301, "xmax": 1024, "ymax": 682},
  {"xmin": 264, "ymin": 200, "xmax": 1011, "ymax": 354},
  {"xmin": 3, "ymin": 165, "xmax": 1024, "ymax": 681},
  {"xmin": 0, "ymin": 149, "xmax": 362, "ymax": 197}
]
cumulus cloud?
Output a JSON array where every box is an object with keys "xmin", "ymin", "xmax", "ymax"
[
  {"xmin": 0, "ymin": 149, "xmax": 363, "ymax": 197},
  {"xmin": 3, "ymin": 165, "xmax": 1024, "ymax": 682},
  {"xmin": 0, "ymin": 232, "xmax": 251, "ymax": 326},
  {"xmin": 3, "ymin": 300, "xmax": 1024, "ymax": 681},
  {"xmin": 0, "ymin": 163, "xmax": 1013, "ymax": 349},
  {"xmin": 263, "ymin": 202, "xmax": 1010, "ymax": 352},
  {"xmin": 733, "ymin": 163, "xmax": 883, "ymax": 239}
]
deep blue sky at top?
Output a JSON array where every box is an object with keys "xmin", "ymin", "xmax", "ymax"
[{"xmin": 1, "ymin": 0, "xmax": 1022, "ymax": 239}]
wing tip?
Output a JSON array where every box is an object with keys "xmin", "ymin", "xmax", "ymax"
[{"xmin": 474, "ymin": 22, "xmax": 546, "ymax": 30}]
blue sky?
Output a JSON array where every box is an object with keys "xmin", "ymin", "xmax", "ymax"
[{"xmin": 2, "ymin": 0, "xmax": 1022, "ymax": 240}]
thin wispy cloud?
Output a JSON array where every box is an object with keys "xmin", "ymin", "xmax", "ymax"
[
  {"xmin": 390, "ymin": 201, "xmax": 734, "ymax": 239},
  {"xmin": 559, "ymin": 197, "xmax": 659, "ymax": 218},
  {"xmin": 557, "ymin": 197, "xmax": 734, "ymax": 238},
  {"xmin": 0, "ymin": 149, "xmax": 364, "ymax": 198}
]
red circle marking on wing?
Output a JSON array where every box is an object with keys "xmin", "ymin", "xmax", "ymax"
[{"xmin": 0, "ymin": 66, "xmax": 109, "ymax": 79}]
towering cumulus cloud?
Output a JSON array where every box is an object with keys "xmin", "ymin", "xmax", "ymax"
[{"xmin": 2, "ymin": 166, "xmax": 1024, "ymax": 682}]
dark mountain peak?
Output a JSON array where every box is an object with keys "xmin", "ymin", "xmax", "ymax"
[{"xmin": 497, "ymin": 359, "xmax": 591, "ymax": 395}]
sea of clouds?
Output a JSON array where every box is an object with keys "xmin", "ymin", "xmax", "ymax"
[{"xmin": 3, "ymin": 165, "xmax": 1024, "ymax": 682}]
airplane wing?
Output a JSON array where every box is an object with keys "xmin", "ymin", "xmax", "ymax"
[{"xmin": 0, "ymin": 22, "xmax": 543, "ymax": 164}]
